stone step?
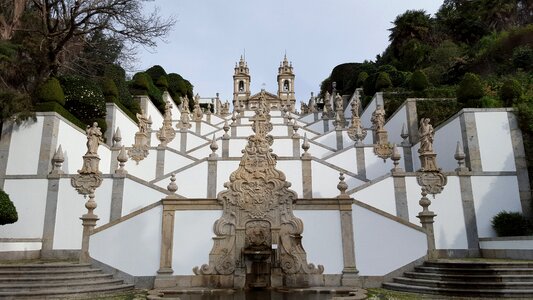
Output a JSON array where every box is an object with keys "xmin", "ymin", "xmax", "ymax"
[
  {"xmin": 383, "ymin": 282, "xmax": 533, "ymax": 298},
  {"xmin": 424, "ymin": 261, "xmax": 533, "ymax": 269},
  {"xmin": 0, "ymin": 263, "xmax": 91, "ymax": 272},
  {"xmin": 394, "ymin": 276, "xmax": 533, "ymax": 290},
  {"xmin": 0, "ymin": 283, "xmax": 134, "ymax": 298},
  {"xmin": 0, "ymin": 278, "xmax": 124, "ymax": 292},
  {"xmin": 414, "ymin": 266, "xmax": 533, "ymax": 275},
  {"xmin": 0, "ymin": 268, "xmax": 101, "ymax": 278},
  {"xmin": 0, "ymin": 273, "xmax": 113, "ymax": 283},
  {"xmin": 404, "ymin": 271, "xmax": 533, "ymax": 282}
]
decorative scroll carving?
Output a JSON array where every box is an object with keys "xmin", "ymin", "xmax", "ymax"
[
  {"xmin": 71, "ymin": 122, "xmax": 103, "ymax": 195},
  {"xmin": 416, "ymin": 118, "xmax": 447, "ymax": 197},
  {"xmin": 194, "ymin": 93, "xmax": 323, "ymax": 276},
  {"xmin": 128, "ymin": 110, "xmax": 150, "ymax": 164}
]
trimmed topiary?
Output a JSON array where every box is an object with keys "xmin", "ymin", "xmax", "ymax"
[
  {"xmin": 132, "ymin": 72, "xmax": 151, "ymax": 90},
  {"xmin": 130, "ymin": 72, "xmax": 164, "ymax": 113},
  {"xmin": 145, "ymin": 65, "xmax": 167, "ymax": 83},
  {"xmin": 375, "ymin": 72, "xmax": 392, "ymax": 91},
  {"xmin": 59, "ymin": 76, "xmax": 107, "ymax": 130},
  {"xmin": 156, "ymin": 75, "xmax": 169, "ymax": 90},
  {"xmin": 500, "ymin": 79, "xmax": 522, "ymax": 107},
  {"xmin": 456, "ymin": 73, "xmax": 484, "ymax": 107},
  {"xmin": 492, "ymin": 211, "xmax": 531, "ymax": 237},
  {"xmin": 101, "ymin": 77, "xmax": 119, "ymax": 103},
  {"xmin": 410, "ymin": 70, "xmax": 429, "ymax": 91},
  {"xmin": 0, "ymin": 189, "xmax": 18, "ymax": 225},
  {"xmin": 356, "ymin": 72, "xmax": 368, "ymax": 88},
  {"xmin": 36, "ymin": 77, "xmax": 65, "ymax": 105}
]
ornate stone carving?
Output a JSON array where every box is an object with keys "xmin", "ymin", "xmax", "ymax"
[
  {"xmin": 176, "ymin": 96, "xmax": 192, "ymax": 130},
  {"xmin": 50, "ymin": 145, "xmax": 64, "ymax": 175},
  {"xmin": 333, "ymin": 93, "xmax": 346, "ymax": 128},
  {"xmin": 347, "ymin": 96, "xmax": 367, "ymax": 145},
  {"xmin": 72, "ymin": 123, "xmax": 103, "ymax": 195},
  {"xmin": 371, "ymin": 105, "xmax": 392, "ymax": 161},
  {"xmin": 416, "ymin": 118, "xmax": 447, "ymax": 197},
  {"xmin": 194, "ymin": 94, "xmax": 323, "ymax": 276},
  {"xmin": 192, "ymin": 94, "xmax": 203, "ymax": 121},
  {"xmin": 157, "ymin": 99, "xmax": 176, "ymax": 145},
  {"xmin": 220, "ymin": 100, "xmax": 230, "ymax": 116}
]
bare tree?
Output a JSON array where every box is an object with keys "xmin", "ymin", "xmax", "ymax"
[
  {"xmin": 29, "ymin": 0, "xmax": 175, "ymax": 76},
  {"xmin": 0, "ymin": 0, "xmax": 29, "ymax": 40}
]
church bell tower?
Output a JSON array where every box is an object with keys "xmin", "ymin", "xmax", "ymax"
[
  {"xmin": 277, "ymin": 54, "xmax": 296, "ymax": 111},
  {"xmin": 233, "ymin": 56, "xmax": 251, "ymax": 110}
]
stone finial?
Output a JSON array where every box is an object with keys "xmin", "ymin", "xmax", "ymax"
[
  {"xmin": 231, "ymin": 111, "xmax": 237, "ymax": 126},
  {"xmin": 337, "ymin": 173, "xmax": 349, "ymax": 199},
  {"xmin": 112, "ymin": 127, "xmax": 122, "ymax": 147},
  {"xmin": 401, "ymin": 123, "xmax": 409, "ymax": 146},
  {"xmin": 287, "ymin": 112, "xmax": 293, "ymax": 124},
  {"xmin": 454, "ymin": 141, "xmax": 468, "ymax": 172},
  {"xmin": 301, "ymin": 133, "xmax": 311, "ymax": 159},
  {"xmin": 209, "ymin": 134, "xmax": 218, "ymax": 159},
  {"xmin": 292, "ymin": 120, "xmax": 300, "ymax": 138},
  {"xmin": 157, "ymin": 125, "xmax": 168, "ymax": 147},
  {"xmin": 167, "ymin": 174, "xmax": 178, "ymax": 195},
  {"xmin": 50, "ymin": 144, "xmax": 64, "ymax": 175},
  {"xmin": 222, "ymin": 120, "xmax": 230, "ymax": 139},
  {"xmin": 116, "ymin": 145, "xmax": 128, "ymax": 174},
  {"xmin": 147, "ymin": 115, "xmax": 153, "ymax": 129},
  {"xmin": 391, "ymin": 144, "xmax": 402, "ymax": 172}
]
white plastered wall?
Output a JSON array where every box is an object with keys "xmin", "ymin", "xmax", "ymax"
[
  {"xmin": 122, "ymin": 179, "xmax": 166, "ymax": 215},
  {"xmin": 360, "ymin": 95, "xmax": 378, "ymax": 128},
  {"xmin": 294, "ymin": 210, "xmax": 343, "ymax": 274},
  {"xmin": 353, "ymin": 204, "xmax": 427, "ymax": 276},
  {"xmin": 480, "ymin": 239, "xmax": 533, "ymax": 250},
  {"xmin": 475, "ymin": 112, "xmax": 515, "ymax": 172},
  {"xmin": 6, "ymin": 117, "xmax": 44, "ymax": 175},
  {"xmin": 172, "ymin": 210, "xmax": 222, "ymax": 275},
  {"xmin": 125, "ymin": 149, "xmax": 157, "ymax": 181},
  {"xmin": 352, "ymin": 177, "xmax": 396, "ymax": 216},
  {"xmin": 364, "ymin": 147, "xmax": 404, "ymax": 180},
  {"xmin": 384, "ymin": 105, "xmax": 407, "ymax": 145},
  {"xmin": 311, "ymin": 162, "xmax": 363, "ymax": 198},
  {"xmin": 216, "ymin": 160, "xmax": 240, "ymax": 195},
  {"xmin": 53, "ymin": 178, "xmax": 113, "ymax": 249},
  {"xmin": 325, "ymin": 148, "xmax": 357, "ymax": 175},
  {"xmin": 471, "ymin": 176, "xmax": 522, "ymax": 238},
  {"xmin": 406, "ymin": 176, "xmax": 468, "ymax": 249},
  {"xmin": 113, "ymin": 107, "xmax": 138, "ymax": 147},
  {"xmin": 276, "ymin": 160, "xmax": 303, "ymax": 197},
  {"xmin": 186, "ymin": 134, "xmax": 208, "ymax": 151},
  {"xmin": 90, "ymin": 205, "xmax": 162, "ymax": 276},
  {"xmin": 163, "ymin": 151, "xmax": 195, "ymax": 174},
  {"xmin": 229, "ymin": 139, "xmax": 248, "ymax": 157},
  {"xmin": 0, "ymin": 179, "xmax": 48, "ymax": 239},
  {"xmin": 314, "ymin": 131, "xmax": 337, "ymax": 149},
  {"xmin": 271, "ymin": 139, "xmax": 293, "ymax": 157},
  {"xmin": 145, "ymin": 99, "xmax": 164, "ymax": 130},
  {"xmin": 155, "ymin": 162, "xmax": 208, "ymax": 198}
]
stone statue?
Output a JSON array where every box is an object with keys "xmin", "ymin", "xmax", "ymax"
[
  {"xmin": 85, "ymin": 122, "xmax": 103, "ymax": 155},
  {"xmin": 164, "ymin": 100, "xmax": 172, "ymax": 120},
  {"xmin": 182, "ymin": 95, "xmax": 190, "ymax": 112},
  {"xmin": 418, "ymin": 118, "xmax": 434, "ymax": 154},
  {"xmin": 335, "ymin": 93, "xmax": 343, "ymax": 112},
  {"xmin": 136, "ymin": 110, "xmax": 150, "ymax": 134},
  {"xmin": 371, "ymin": 105, "xmax": 386, "ymax": 131}
]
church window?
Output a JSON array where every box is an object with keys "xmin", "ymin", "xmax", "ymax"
[
  {"xmin": 239, "ymin": 80, "xmax": 244, "ymax": 92},
  {"xmin": 283, "ymin": 80, "xmax": 290, "ymax": 91}
]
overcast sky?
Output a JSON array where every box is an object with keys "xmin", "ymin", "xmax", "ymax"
[{"xmin": 137, "ymin": 0, "xmax": 443, "ymax": 105}]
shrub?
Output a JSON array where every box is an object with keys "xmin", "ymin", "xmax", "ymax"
[
  {"xmin": 0, "ymin": 189, "xmax": 18, "ymax": 225},
  {"xmin": 156, "ymin": 75, "xmax": 169, "ymax": 90},
  {"xmin": 375, "ymin": 72, "xmax": 392, "ymax": 91},
  {"xmin": 130, "ymin": 72, "xmax": 164, "ymax": 113},
  {"xmin": 131, "ymin": 72, "xmax": 151, "ymax": 90},
  {"xmin": 101, "ymin": 77, "xmax": 119, "ymax": 103},
  {"xmin": 512, "ymin": 46, "xmax": 533, "ymax": 71},
  {"xmin": 35, "ymin": 100, "xmax": 87, "ymax": 131},
  {"xmin": 492, "ymin": 211, "xmax": 531, "ymax": 237},
  {"xmin": 145, "ymin": 65, "xmax": 167, "ymax": 83},
  {"xmin": 356, "ymin": 72, "xmax": 368, "ymax": 88},
  {"xmin": 36, "ymin": 77, "xmax": 65, "ymax": 105},
  {"xmin": 59, "ymin": 76, "xmax": 106, "ymax": 129},
  {"xmin": 103, "ymin": 64, "xmax": 139, "ymax": 116},
  {"xmin": 500, "ymin": 79, "xmax": 522, "ymax": 106},
  {"xmin": 456, "ymin": 73, "xmax": 484, "ymax": 107},
  {"xmin": 410, "ymin": 70, "xmax": 429, "ymax": 91}
]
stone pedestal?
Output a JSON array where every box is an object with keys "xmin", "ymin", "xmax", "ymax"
[{"xmin": 79, "ymin": 193, "xmax": 99, "ymax": 264}]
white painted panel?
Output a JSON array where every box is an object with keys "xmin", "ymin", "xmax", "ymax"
[
  {"xmin": 354, "ymin": 204, "xmax": 427, "ymax": 276},
  {"xmin": 311, "ymin": 162, "xmax": 363, "ymax": 198},
  {"xmin": 229, "ymin": 139, "xmax": 247, "ymax": 157},
  {"xmin": 156, "ymin": 162, "xmax": 208, "ymax": 198},
  {"xmin": 276, "ymin": 160, "xmax": 303, "ymax": 197},
  {"xmin": 299, "ymin": 128, "xmax": 317, "ymax": 139},
  {"xmin": 91, "ymin": 205, "xmax": 162, "ymax": 276},
  {"xmin": 300, "ymin": 113, "xmax": 319, "ymax": 124},
  {"xmin": 475, "ymin": 112, "xmax": 515, "ymax": 172},
  {"xmin": 314, "ymin": 131, "xmax": 337, "ymax": 149},
  {"xmin": 172, "ymin": 211, "xmax": 222, "ymax": 275},
  {"xmin": 6, "ymin": 117, "xmax": 43, "ymax": 175},
  {"xmin": 471, "ymin": 176, "xmax": 522, "ymax": 238},
  {"xmin": 145, "ymin": 99, "xmax": 164, "ymax": 131},
  {"xmin": 236, "ymin": 126, "xmax": 253, "ymax": 137},
  {"xmin": 113, "ymin": 106, "xmax": 138, "ymax": 147},
  {"xmin": 364, "ymin": 147, "xmax": 404, "ymax": 180},
  {"xmin": 432, "ymin": 117, "xmax": 462, "ymax": 172},
  {"xmin": 406, "ymin": 176, "xmax": 468, "ymax": 249},
  {"xmin": 271, "ymin": 139, "xmax": 293, "ymax": 157},
  {"xmin": 360, "ymin": 95, "xmax": 378, "ymax": 128},
  {"xmin": 0, "ymin": 242, "xmax": 42, "ymax": 252},
  {"xmin": 57, "ymin": 119, "xmax": 87, "ymax": 174},
  {"xmin": 384, "ymin": 105, "xmax": 407, "ymax": 145},
  {"xmin": 54, "ymin": 178, "xmax": 113, "ymax": 249},
  {"xmin": 217, "ymin": 160, "xmax": 240, "ymax": 195},
  {"xmin": 295, "ymin": 211, "xmax": 343, "ymax": 274},
  {"xmin": 122, "ymin": 179, "xmax": 166, "ymax": 215},
  {"xmin": 480, "ymin": 239, "xmax": 533, "ymax": 250},
  {"xmin": 99, "ymin": 147, "xmax": 111, "ymax": 174},
  {"xmin": 209, "ymin": 114, "xmax": 225, "ymax": 125},
  {"xmin": 187, "ymin": 143, "xmax": 220, "ymax": 160},
  {"xmin": 271, "ymin": 125, "xmax": 287, "ymax": 137},
  {"xmin": 166, "ymin": 133, "xmax": 182, "ymax": 151},
  {"xmin": 307, "ymin": 142, "xmax": 334, "ymax": 159},
  {"xmin": 199, "ymin": 122, "xmax": 219, "ymax": 136},
  {"xmin": 125, "ymin": 149, "xmax": 157, "ymax": 181},
  {"xmin": 186, "ymin": 134, "xmax": 208, "ymax": 151},
  {"xmin": 1, "ymin": 179, "xmax": 48, "ymax": 238},
  {"xmin": 163, "ymin": 151, "xmax": 195, "ymax": 174},
  {"xmin": 306, "ymin": 121, "xmax": 325, "ymax": 134},
  {"xmin": 342, "ymin": 131, "xmax": 355, "ymax": 148},
  {"xmin": 325, "ymin": 148, "xmax": 357, "ymax": 175},
  {"xmin": 352, "ymin": 177, "xmax": 396, "ymax": 216}
]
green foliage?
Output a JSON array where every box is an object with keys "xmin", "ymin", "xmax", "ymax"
[
  {"xmin": 35, "ymin": 101, "xmax": 87, "ymax": 131},
  {"xmin": 456, "ymin": 73, "xmax": 484, "ymax": 107},
  {"xmin": 156, "ymin": 75, "xmax": 169, "ymax": 89},
  {"xmin": 410, "ymin": 70, "xmax": 429, "ymax": 91},
  {"xmin": 0, "ymin": 89, "xmax": 35, "ymax": 125},
  {"xmin": 356, "ymin": 72, "xmax": 368, "ymax": 88},
  {"xmin": 103, "ymin": 64, "xmax": 140, "ymax": 116},
  {"xmin": 500, "ymin": 79, "xmax": 523, "ymax": 106},
  {"xmin": 375, "ymin": 72, "xmax": 392, "ymax": 91},
  {"xmin": 59, "ymin": 76, "xmax": 107, "ymax": 130},
  {"xmin": 417, "ymin": 99, "xmax": 463, "ymax": 127},
  {"xmin": 363, "ymin": 73, "xmax": 379, "ymax": 97},
  {"xmin": 0, "ymin": 189, "xmax": 18, "ymax": 225},
  {"xmin": 512, "ymin": 46, "xmax": 533, "ymax": 71},
  {"xmin": 130, "ymin": 72, "xmax": 165, "ymax": 113},
  {"xmin": 492, "ymin": 211, "xmax": 531, "ymax": 237},
  {"xmin": 101, "ymin": 77, "xmax": 119, "ymax": 103},
  {"xmin": 145, "ymin": 65, "xmax": 167, "ymax": 83},
  {"xmin": 36, "ymin": 77, "xmax": 65, "ymax": 105}
]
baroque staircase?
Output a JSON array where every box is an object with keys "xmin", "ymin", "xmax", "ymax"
[
  {"xmin": 383, "ymin": 259, "xmax": 533, "ymax": 298},
  {"xmin": 0, "ymin": 260, "xmax": 134, "ymax": 299}
]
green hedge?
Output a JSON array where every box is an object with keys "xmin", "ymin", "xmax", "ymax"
[
  {"xmin": 492, "ymin": 211, "xmax": 531, "ymax": 237},
  {"xmin": 0, "ymin": 189, "xmax": 17, "ymax": 225},
  {"xmin": 59, "ymin": 76, "xmax": 106, "ymax": 126},
  {"xmin": 36, "ymin": 77, "xmax": 65, "ymax": 105},
  {"xmin": 417, "ymin": 99, "xmax": 463, "ymax": 127},
  {"xmin": 35, "ymin": 102, "xmax": 87, "ymax": 131},
  {"xmin": 130, "ymin": 72, "xmax": 165, "ymax": 113}
]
